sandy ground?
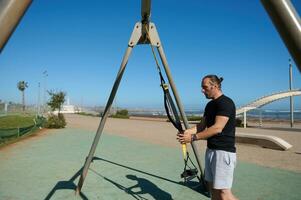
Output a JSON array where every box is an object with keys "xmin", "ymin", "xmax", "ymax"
[{"xmin": 65, "ymin": 114, "xmax": 301, "ymax": 173}]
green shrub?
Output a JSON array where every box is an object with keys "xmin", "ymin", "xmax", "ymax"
[
  {"xmin": 117, "ymin": 109, "xmax": 128, "ymax": 116},
  {"xmin": 35, "ymin": 116, "xmax": 46, "ymax": 127},
  {"xmin": 235, "ymin": 118, "xmax": 245, "ymax": 127},
  {"xmin": 111, "ymin": 114, "xmax": 129, "ymax": 119},
  {"xmin": 77, "ymin": 112, "xmax": 100, "ymax": 117},
  {"xmin": 111, "ymin": 109, "xmax": 129, "ymax": 119},
  {"xmin": 45, "ymin": 113, "xmax": 66, "ymax": 128},
  {"xmin": 187, "ymin": 115, "xmax": 203, "ymax": 121}
]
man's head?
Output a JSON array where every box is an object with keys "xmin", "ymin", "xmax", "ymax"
[{"xmin": 201, "ymin": 75, "xmax": 223, "ymax": 99}]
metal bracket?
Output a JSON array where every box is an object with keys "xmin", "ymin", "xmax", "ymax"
[
  {"xmin": 128, "ymin": 22, "xmax": 142, "ymax": 47},
  {"xmin": 148, "ymin": 23, "xmax": 161, "ymax": 47},
  {"xmin": 128, "ymin": 22, "xmax": 161, "ymax": 47}
]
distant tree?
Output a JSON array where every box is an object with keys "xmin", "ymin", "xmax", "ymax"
[
  {"xmin": 47, "ymin": 90, "xmax": 66, "ymax": 114},
  {"xmin": 17, "ymin": 81, "xmax": 28, "ymax": 111},
  {"xmin": 45, "ymin": 90, "xmax": 67, "ymax": 128}
]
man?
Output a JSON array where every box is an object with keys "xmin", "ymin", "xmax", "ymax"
[{"xmin": 177, "ymin": 75, "xmax": 238, "ymax": 200}]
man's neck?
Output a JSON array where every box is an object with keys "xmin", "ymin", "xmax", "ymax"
[{"xmin": 212, "ymin": 91, "xmax": 223, "ymax": 100}]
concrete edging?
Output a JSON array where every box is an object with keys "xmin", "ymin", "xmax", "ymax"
[{"xmin": 236, "ymin": 133, "xmax": 292, "ymax": 151}]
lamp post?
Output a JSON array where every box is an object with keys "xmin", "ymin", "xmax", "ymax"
[
  {"xmin": 37, "ymin": 82, "xmax": 40, "ymax": 116},
  {"xmin": 289, "ymin": 59, "xmax": 294, "ymax": 127},
  {"xmin": 43, "ymin": 70, "xmax": 48, "ymax": 113}
]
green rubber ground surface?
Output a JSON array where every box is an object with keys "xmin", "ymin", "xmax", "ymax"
[{"xmin": 0, "ymin": 128, "xmax": 300, "ymax": 200}]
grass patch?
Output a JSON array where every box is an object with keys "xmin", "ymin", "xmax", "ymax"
[{"xmin": 0, "ymin": 115, "xmax": 35, "ymax": 129}]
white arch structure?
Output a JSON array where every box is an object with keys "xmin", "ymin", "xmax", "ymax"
[
  {"xmin": 236, "ymin": 89, "xmax": 301, "ymax": 116},
  {"xmin": 235, "ymin": 89, "xmax": 300, "ymax": 151},
  {"xmin": 236, "ymin": 89, "xmax": 301, "ymax": 128}
]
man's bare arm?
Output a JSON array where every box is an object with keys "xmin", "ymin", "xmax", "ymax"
[
  {"xmin": 196, "ymin": 117, "xmax": 206, "ymax": 132},
  {"xmin": 177, "ymin": 116, "xmax": 229, "ymax": 144},
  {"xmin": 180, "ymin": 117, "xmax": 206, "ymax": 135},
  {"xmin": 196, "ymin": 115, "xmax": 229, "ymax": 140}
]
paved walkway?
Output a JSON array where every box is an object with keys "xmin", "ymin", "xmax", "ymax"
[
  {"xmin": 0, "ymin": 127, "xmax": 300, "ymax": 199},
  {"xmin": 66, "ymin": 114, "xmax": 301, "ymax": 172}
]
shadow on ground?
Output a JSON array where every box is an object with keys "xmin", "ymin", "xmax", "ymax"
[
  {"xmin": 93, "ymin": 157, "xmax": 210, "ymax": 198},
  {"xmin": 44, "ymin": 157, "xmax": 210, "ymax": 199},
  {"xmin": 44, "ymin": 167, "xmax": 88, "ymax": 200}
]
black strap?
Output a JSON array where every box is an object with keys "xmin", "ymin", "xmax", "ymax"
[
  {"xmin": 142, "ymin": 28, "xmax": 206, "ymax": 188},
  {"xmin": 161, "ymin": 76, "xmax": 200, "ymax": 182},
  {"xmin": 156, "ymin": 70, "xmax": 182, "ymax": 132}
]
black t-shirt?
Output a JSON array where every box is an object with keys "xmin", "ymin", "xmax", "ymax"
[{"xmin": 204, "ymin": 94, "xmax": 236, "ymax": 153}]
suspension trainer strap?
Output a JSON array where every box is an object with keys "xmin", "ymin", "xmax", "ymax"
[
  {"xmin": 156, "ymin": 54, "xmax": 200, "ymax": 182},
  {"xmin": 147, "ymin": 30, "xmax": 183, "ymax": 133},
  {"xmin": 163, "ymin": 84, "xmax": 183, "ymax": 132},
  {"xmin": 145, "ymin": 28, "xmax": 200, "ymax": 182}
]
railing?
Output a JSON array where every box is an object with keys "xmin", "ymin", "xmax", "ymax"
[{"xmin": 0, "ymin": 116, "xmax": 45, "ymax": 145}]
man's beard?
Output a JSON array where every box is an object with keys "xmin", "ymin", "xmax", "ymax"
[{"xmin": 204, "ymin": 93, "xmax": 213, "ymax": 99}]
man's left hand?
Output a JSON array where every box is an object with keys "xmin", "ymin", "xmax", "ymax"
[{"xmin": 177, "ymin": 132, "xmax": 192, "ymax": 144}]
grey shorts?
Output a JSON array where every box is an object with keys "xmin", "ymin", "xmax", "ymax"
[{"xmin": 205, "ymin": 148, "xmax": 237, "ymax": 189}]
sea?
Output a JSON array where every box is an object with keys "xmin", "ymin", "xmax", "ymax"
[
  {"xmin": 244, "ymin": 109, "xmax": 301, "ymax": 120},
  {"xmin": 129, "ymin": 109, "xmax": 301, "ymax": 120}
]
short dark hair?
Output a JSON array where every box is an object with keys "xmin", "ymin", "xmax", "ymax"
[{"xmin": 202, "ymin": 75, "xmax": 223, "ymax": 89}]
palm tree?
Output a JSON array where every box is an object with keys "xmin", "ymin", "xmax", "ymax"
[{"xmin": 17, "ymin": 81, "xmax": 28, "ymax": 111}]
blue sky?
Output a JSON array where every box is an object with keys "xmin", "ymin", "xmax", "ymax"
[{"xmin": 0, "ymin": 0, "xmax": 300, "ymax": 110}]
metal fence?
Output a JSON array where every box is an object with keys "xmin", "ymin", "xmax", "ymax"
[
  {"xmin": 0, "ymin": 103, "xmax": 49, "ymax": 117},
  {"xmin": 0, "ymin": 116, "xmax": 46, "ymax": 144}
]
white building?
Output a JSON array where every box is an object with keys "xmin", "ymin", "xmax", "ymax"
[{"xmin": 53, "ymin": 97, "xmax": 81, "ymax": 114}]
